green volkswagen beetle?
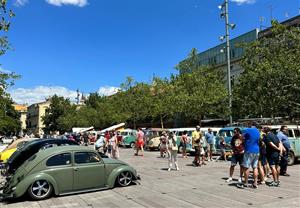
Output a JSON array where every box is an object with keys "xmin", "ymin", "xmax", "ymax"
[{"xmin": 1, "ymin": 145, "xmax": 140, "ymax": 200}]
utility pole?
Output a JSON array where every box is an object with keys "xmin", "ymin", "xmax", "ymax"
[{"xmin": 219, "ymin": 0, "xmax": 234, "ymax": 125}]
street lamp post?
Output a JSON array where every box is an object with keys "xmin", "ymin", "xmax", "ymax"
[{"xmin": 219, "ymin": 0, "xmax": 234, "ymax": 125}]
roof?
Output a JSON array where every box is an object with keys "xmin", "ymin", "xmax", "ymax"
[
  {"xmin": 12, "ymin": 104, "xmax": 27, "ymax": 112},
  {"xmin": 33, "ymin": 145, "xmax": 94, "ymax": 160},
  {"xmin": 219, "ymin": 127, "xmax": 245, "ymax": 131}
]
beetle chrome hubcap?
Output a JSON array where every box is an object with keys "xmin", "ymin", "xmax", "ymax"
[
  {"xmin": 119, "ymin": 172, "xmax": 132, "ymax": 186},
  {"xmin": 32, "ymin": 180, "xmax": 50, "ymax": 197}
]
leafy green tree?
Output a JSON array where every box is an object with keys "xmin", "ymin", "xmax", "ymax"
[
  {"xmin": 176, "ymin": 48, "xmax": 200, "ymax": 74},
  {"xmin": 149, "ymin": 77, "xmax": 178, "ymax": 128},
  {"xmin": 43, "ymin": 95, "xmax": 77, "ymax": 133},
  {"xmin": 0, "ymin": 1, "xmax": 20, "ymax": 135},
  {"xmin": 233, "ymin": 21, "xmax": 300, "ymax": 118},
  {"xmin": 175, "ymin": 67, "xmax": 228, "ymax": 125}
]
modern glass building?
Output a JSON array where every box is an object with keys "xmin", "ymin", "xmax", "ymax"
[{"xmin": 196, "ymin": 29, "xmax": 258, "ymax": 68}]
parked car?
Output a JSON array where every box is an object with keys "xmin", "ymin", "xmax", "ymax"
[
  {"xmin": 266, "ymin": 125, "xmax": 300, "ymax": 165},
  {"xmin": 119, "ymin": 129, "xmax": 137, "ymax": 148},
  {"xmin": 1, "ymin": 145, "xmax": 140, "ymax": 200},
  {"xmin": 0, "ymin": 138, "xmax": 39, "ymax": 163},
  {"xmin": 147, "ymin": 136, "xmax": 162, "ymax": 150},
  {"xmin": 5, "ymin": 139, "xmax": 79, "ymax": 175},
  {"xmin": 215, "ymin": 127, "xmax": 245, "ymax": 154},
  {"xmin": 146, "ymin": 129, "xmax": 168, "ymax": 150}
]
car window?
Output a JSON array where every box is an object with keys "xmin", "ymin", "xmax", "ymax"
[
  {"xmin": 46, "ymin": 153, "xmax": 71, "ymax": 166},
  {"xmin": 288, "ymin": 130, "xmax": 294, "ymax": 137},
  {"xmin": 40, "ymin": 143, "xmax": 58, "ymax": 150},
  {"xmin": 294, "ymin": 129, "xmax": 300, "ymax": 137},
  {"xmin": 17, "ymin": 141, "xmax": 28, "ymax": 149},
  {"xmin": 75, "ymin": 152, "xmax": 101, "ymax": 164}
]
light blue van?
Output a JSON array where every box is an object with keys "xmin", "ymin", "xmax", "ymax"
[{"xmin": 215, "ymin": 127, "xmax": 245, "ymax": 153}]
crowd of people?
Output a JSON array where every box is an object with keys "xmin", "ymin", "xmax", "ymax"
[
  {"xmin": 14, "ymin": 123, "xmax": 291, "ymax": 190},
  {"xmin": 224, "ymin": 125, "xmax": 291, "ymax": 189}
]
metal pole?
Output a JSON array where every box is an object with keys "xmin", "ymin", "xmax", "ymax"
[{"xmin": 225, "ymin": 0, "xmax": 232, "ymax": 125}]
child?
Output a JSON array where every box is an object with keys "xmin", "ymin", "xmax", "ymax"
[{"xmin": 218, "ymin": 136, "xmax": 231, "ymax": 161}]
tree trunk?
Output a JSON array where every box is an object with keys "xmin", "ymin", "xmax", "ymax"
[
  {"xmin": 160, "ymin": 115, "xmax": 164, "ymax": 129},
  {"xmin": 133, "ymin": 120, "xmax": 136, "ymax": 129}
]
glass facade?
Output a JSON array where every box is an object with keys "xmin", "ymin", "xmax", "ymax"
[{"xmin": 196, "ymin": 29, "xmax": 258, "ymax": 67}]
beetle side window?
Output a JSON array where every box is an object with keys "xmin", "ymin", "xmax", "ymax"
[
  {"xmin": 40, "ymin": 143, "xmax": 58, "ymax": 150},
  {"xmin": 75, "ymin": 152, "xmax": 101, "ymax": 164},
  {"xmin": 46, "ymin": 153, "xmax": 71, "ymax": 166}
]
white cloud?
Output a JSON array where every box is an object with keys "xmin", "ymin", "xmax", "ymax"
[
  {"xmin": 9, "ymin": 86, "xmax": 78, "ymax": 105},
  {"xmin": 97, "ymin": 86, "xmax": 120, "ymax": 96},
  {"xmin": 230, "ymin": 0, "xmax": 256, "ymax": 5},
  {"xmin": 45, "ymin": 0, "xmax": 88, "ymax": 7},
  {"xmin": 9, "ymin": 85, "xmax": 120, "ymax": 105},
  {"xmin": 14, "ymin": 0, "xmax": 28, "ymax": 7}
]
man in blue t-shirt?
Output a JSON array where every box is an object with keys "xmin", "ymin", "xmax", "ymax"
[
  {"xmin": 237, "ymin": 127, "xmax": 260, "ymax": 189},
  {"xmin": 277, "ymin": 125, "xmax": 290, "ymax": 176},
  {"xmin": 205, "ymin": 128, "xmax": 215, "ymax": 161}
]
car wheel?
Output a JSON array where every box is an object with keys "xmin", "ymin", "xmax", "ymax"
[
  {"xmin": 130, "ymin": 142, "xmax": 135, "ymax": 148},
  {"xmin": 28, "ymin": 180, "xmax": 53, "ymax": 200},
  {"xmin": 178, "ymin": 146, "xmax": 183, "ymax": 153},
  {"xmin": 288, "ymin": 151, "xmax": 295, "ymax": 166},
  {"xmin": 117, "ymin": 171, "xmax": 133, "ymax": 187}
]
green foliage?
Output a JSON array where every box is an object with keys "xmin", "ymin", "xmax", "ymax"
[
  {"xmin": 233, "ymin": 21, "xmax": 300, "ymax": 118},
  {"xmin": 43, "ymin": 95, "xmax": 77, "ymax": 133},
  {"xmin": 0, "ymin": 2, "xmax": 20, "ymax": 135},
  {"xmin": 175, "ymin": 67, "xmax": 228, "ymax": 123},
  {"xmin": 0, "ymin": 96, "xmax": 20, "ymax": 134}
]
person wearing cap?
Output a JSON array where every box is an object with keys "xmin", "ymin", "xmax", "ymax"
[
  {"xmin": 192, "ymin": 125, "xmax": 202, "ymax": 166},
  {"xmin": 95, "ymin": 133, "xmax": 106, "ymax": 154},
  {"xmin": 167, "ymin": 132, "xmax": 179, "ymax": 171}
]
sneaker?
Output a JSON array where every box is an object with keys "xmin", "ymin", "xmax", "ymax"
[
  {"xmin": 168, "ymin": 168, "xmax": 171, "ymax": 172},
  {"xmin": 268, "ymin": 181, "xmax": 279, "ymax": 187},
  {"xmin": 226, "ymin": 177, "xmax": 233, "ymax": 182},
  {"xmin": 260, "ymin": 180, "xmax": 266, "ymax": 184},
  {"xmin": 236, "ymin": 183, "xmax": 245, "ymax": 189},
  {"xmin": 252, "ymin": 184, "xmax": 258, "ymax": 189},
  {"xmin": 238, "ymin": 177, "xmax": 242, "ymax": 183},
  {"xmin": 176, "ymin": 167, "xmax": 180, "ymax": 171}
]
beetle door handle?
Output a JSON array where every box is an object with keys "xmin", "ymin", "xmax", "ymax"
[{"xmin": 74, "ymin": 167, "xmax": 79, "ymax": 171}]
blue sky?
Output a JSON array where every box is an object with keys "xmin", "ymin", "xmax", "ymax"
[{"xmin": 1, "ymin": 0, "xmax": 299, "ymax": 104}]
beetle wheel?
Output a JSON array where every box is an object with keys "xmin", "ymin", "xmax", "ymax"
[
  {"xmin": 28, "ymin": 180, "xmax": 52, "ymax": 200},
  {"xmin": 117, "ymin": 171, "xmax": 133, "ymax": 187}
]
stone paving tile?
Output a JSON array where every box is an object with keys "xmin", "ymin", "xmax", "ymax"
[{"xmin": 0, "ymin": 148, "xmax": 299, "ymax": 208}]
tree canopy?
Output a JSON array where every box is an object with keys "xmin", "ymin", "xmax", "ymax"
[{"xmin": 233, "ymin": 21, "xmax": 300, "ymax": 118}]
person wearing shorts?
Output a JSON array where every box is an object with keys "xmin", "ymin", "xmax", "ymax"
[
  {"xmin": 192, "ymin": 126, "xmax": 202, "ymax": 166},
  {"xmin": 205, "ymin": 128, "xmax": 215, "ymax": 161},
  {"xmin": 264, "ymin": 127, "xmax": 283, "ymax": 187},
  {"xmin": 237, "ymin": 127, "xmax": 260, "ymax": 189},
  {"xmin": 226, "ymin": 128, "xmax": 244, "ymax": 183},
  {"xmin": 135, "ymin": 128, "xmax": 145, "ymax": 156}
]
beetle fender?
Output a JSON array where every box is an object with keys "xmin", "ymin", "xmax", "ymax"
[
  {"xmin": 107, "ymin": 166, "xmax": 136, "ymax": 188},
  {"xmin": 13, "ymin": 173, "xmax": 59, "ymax": 198}
]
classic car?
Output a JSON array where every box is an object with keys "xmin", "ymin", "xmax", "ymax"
[
  {"xmin": 119, "ymin": 129, "xmax": 137, "ymax": 148},
  {"xmin": 266, "ymin": 125, "xmax": 300, "ymax": 165},
  {"xmin": 5, "ymin": 139, "xmax": 79, "ymax": 175},
  {"xmin": 0, "ymin": 138, "xmax": 39, "ymax": 163},
  {"xmin": 1, "ymin": 145, "xmax": 140, "ymax": 200}
]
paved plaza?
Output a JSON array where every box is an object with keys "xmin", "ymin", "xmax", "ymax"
[{"xmin": 0, "ymin": 148, "xmax": 299, "ymax": 208}]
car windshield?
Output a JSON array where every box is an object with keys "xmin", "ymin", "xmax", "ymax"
[
  {"xmin": 219, "ymin": 130, "xmax": 233, "ymax": 137},
  {"xmin": 120, "ymin": 132, "xmax": 129, "ymax": 136}
]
